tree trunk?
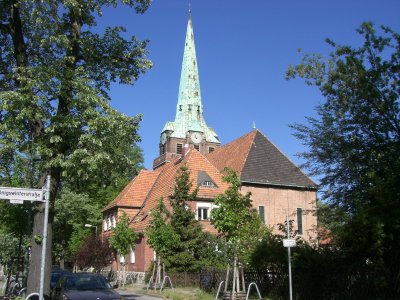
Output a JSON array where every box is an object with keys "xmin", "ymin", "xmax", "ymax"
[{"xmin": 27, "ymin": 203, "xmax": 52, "ymax": 297}]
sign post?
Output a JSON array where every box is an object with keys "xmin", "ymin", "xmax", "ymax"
[
  {"xmin": 0, "ymin": 176, "xmax": 51, "ymax": 300},
  {"xmin": 283, "ymin": 216, "xmax": 295, "ymax": 300},
  {"xmin": 39, "ymin": 175, "xmax": 50, "ymax": 300}
]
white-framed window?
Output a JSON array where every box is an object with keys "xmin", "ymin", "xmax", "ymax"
[
  {"xmin": 107, "ymin": 215, "xmax": 112, "ymax": 229},
  {"xmin": 201, "ymin": 181, "xmax": 215, "ymax": 187},
  {"xmin": 130, "ymin": 247, "xmax": 136, "ymax": 264},
  {"xmin": 197, "ymin": 207, "xmax": 209, "ymax": 220},
  {"xmin": 196, "ymin": 202, "xmax": 212, "ymax": 220}
]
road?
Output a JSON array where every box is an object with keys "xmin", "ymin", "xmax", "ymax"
[{"xmin": 0, "ymin": 292, "xmax": 161, "ymax": 300}]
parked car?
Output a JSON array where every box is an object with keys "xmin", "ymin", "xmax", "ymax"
[
  {"xmin": 50, "ymin": 268, "xmax": 70, "ymax": 291},
  {"xmin": 51, "ymin": 273, "xmax": 122, "ymax": 300}
]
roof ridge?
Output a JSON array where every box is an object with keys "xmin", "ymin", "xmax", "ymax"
[{"xmin": 241, "ymin": 129, "xmax": 257, "ymax": 173}]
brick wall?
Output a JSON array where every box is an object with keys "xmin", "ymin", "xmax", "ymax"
[{"xmin": 241, "ymin": 184, "xmax": 318, "ymax": 242}]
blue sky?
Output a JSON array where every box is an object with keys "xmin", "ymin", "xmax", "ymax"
[{"xmin": 99, "ymin": 0, "xmax": 399, "ymax": 178}]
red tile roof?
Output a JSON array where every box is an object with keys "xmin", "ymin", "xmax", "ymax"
[
  {"xmin": 105, "ymin": 149, "xmax": 230, "ymax": 232},
  {"xmin": 102, "ymin": 169, "xmax": 161, "ymax": 212},
  {"xmin": 206, "ymin": 130, "xmax": 256, "ymax": 177}
]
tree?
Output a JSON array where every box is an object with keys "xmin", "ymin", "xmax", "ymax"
[
  {"xmin": 211, "ymin": 168, "xmax": 266, "ymax": 261},
  {"xmin": 53, "ymin": 189, "xmax": 102, "ymax": 266},
  {"xmin": 0, "ymin": 0, "xmax": 151, "ymax": 295},
  {"xmin": 108, "ymin": 211, "xmax": 137, "ymax": 258},
  {"xmin": 73, "ymin": 235, "xmax": 113, "ymax": 273},
  {"xmin": 165, "ymin": 165, "xmax": 209, "ymax": 272},
  {"xmin": 145, "ymin": 198, "xmax": 179, "ymax": 287},
  {"xmin": 211, "ymin": 168, "xmax": 266, "ymax": 298},
  {"xmin": 286, "ymin": 22, "xmax": 400, "ymax": 297},
  {"xmin": 108, "ymin": 211, "xmax": 137, "ymax": 287}
]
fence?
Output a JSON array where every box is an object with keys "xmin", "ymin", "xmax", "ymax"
[{"xmin": 102, "ymin": 266, "xmax": 399, "ymax": 299}]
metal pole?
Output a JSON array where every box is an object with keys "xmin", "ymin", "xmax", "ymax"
[
  {"xmin": 39, "ymin": 175, "xmax": 50, "ymax": 300},
  {"xmin": 286, "ymin": 216, "xmax": 293, "ymax": 300}
]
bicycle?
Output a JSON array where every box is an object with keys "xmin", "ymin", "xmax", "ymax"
[{"xmin": 6, "ymin": 275, "xmax": 27, "ymax": 298}]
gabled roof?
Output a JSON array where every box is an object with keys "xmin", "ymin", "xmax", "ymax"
[
  {"xmin": 106, "ymin": 149, "xmax": 229, "ymax": 232},
  {"xmin": 102, "ymin": 169, "xmax": 161, "ymax": 212},
  {"xmin": 207, "ymin": 129, "xmax": 317, "ymax": 189}
]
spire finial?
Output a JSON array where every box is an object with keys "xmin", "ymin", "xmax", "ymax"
[
  {"xmin": 188, "ymin": 1, "xmax": 192, "ymax": 18},
  {"xmin": 253, "ymin": 121, "xmax": 257, "ymax": 129}
]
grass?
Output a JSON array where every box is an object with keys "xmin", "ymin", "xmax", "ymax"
[
  {"xmin": 161, "ymin": 287, "xmax": 215, "ymax": 300},
  {"xmin": 122, "ymin": 284, "xmax": 215, "ymax": 300},
  {"xmin": 121, "ymin": 284, "xmax": 270, "ymax": 300}
]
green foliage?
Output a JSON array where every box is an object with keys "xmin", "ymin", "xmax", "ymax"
[
  {"xmin": 53, "ymin": 188, "xmax": 102, "ymax": 260},
  {"xmin": 0, "ymin": 201, "xmax": 33, "ymax": 236},
  {"xmin": 0, "ymin": 233, "xmax": 28, "ymax": 266},
  {"xmin": 145, "ymin": 198, "xmax": 179, "ymax": 259},
  {"xmin": 287, "ymin": 22, "xmax": 400, "ymax": 297},
  {"xmin": 109, "ymin": 211, "xmax": 137, "ymax": 256},
  {"xmin": 162, "ymin": 166, "xmax": 215, "ymax": 272},
  {"xmin": 211, "ymin": 168, "xmax": 267, "ymax": 262},
  {"xmin": 0, "ymin": 0, "xmax": 149, "ymax": 287}
]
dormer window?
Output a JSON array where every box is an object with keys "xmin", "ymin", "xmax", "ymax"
[{"xmin": 197, "ymin": 171, "xmax": 217, "ymax": 188}]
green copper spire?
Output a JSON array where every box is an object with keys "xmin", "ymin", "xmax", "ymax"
[{"xmin": 163, "ymin": 13, "xmax": 219, "ymax": 144}]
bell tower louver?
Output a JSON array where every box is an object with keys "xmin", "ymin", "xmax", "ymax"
[{"xmin": 153, "ymin": 12, "xmax": 220, "ymax": 169}]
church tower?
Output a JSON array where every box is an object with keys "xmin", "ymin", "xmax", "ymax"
[{"xmin": 153, "ymin": 12, "xmax": 220, "ymax": 169}]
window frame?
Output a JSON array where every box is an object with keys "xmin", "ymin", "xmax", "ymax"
[
  {"xmin": 258, "ymin": 205, "xmax": 265, "ymax": 224},
  {"xmin": 297, "ymin": 207, "xmax": 303, "ymax": 235}
]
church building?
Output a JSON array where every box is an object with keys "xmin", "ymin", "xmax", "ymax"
[{"xmin": 102, "ymin": 13, "xmax": 317, "ymax": 273}]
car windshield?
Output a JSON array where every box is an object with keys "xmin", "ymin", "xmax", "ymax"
[{"xmin": 66, "ymin": 275, "xmax": 111, "ymax": 291}]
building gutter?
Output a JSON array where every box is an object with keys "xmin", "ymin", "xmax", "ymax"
[{"xmin": 240, "ymin": 180, "xmax": 318, "ymax": 190}]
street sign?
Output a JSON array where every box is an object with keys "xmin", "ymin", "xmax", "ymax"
[
  {"xmin": 10, "ymin": 199, "xmax": 24, "ymax": 204},
  {"xmin": 0, "ymin": 187, "xmax": 43, "ymax": 202},
  {"xmin": 0, "ymin": 177, "xmax": 51, "ymax": 300},
  {"xmin": 283, "ymin": 238, "xmax": 297, "ymax": 248}
]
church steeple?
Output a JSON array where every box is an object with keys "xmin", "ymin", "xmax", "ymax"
[
  {"xmin": 174, "ymin": 12, "xmax": 203, "ymax": 132},
  {"xmin": 153, "ymin": 12, "xmax": 220, "ymax": 169}
]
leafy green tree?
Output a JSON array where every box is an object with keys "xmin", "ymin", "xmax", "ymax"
[
  {"xmin": 165, "ymin": 165, "xmax": 209, "ymax": 272},
  {"xmin": 145, "ymin": 198, "xmax": 179, "ymax": 261},
  {"xmin": 211, "ymin": 168, "xmax": 267, "ymax": 298},
  {"xmin": 53, "ymin": 189, "xmax": 102, "ymax": 266},
  {"xmin": 109, "ymin": 211, "xmax": 137, "ymax": 259},
  {"xmin": 287, "ymin": 22, "xmax": 400, "ymax": 297},
  {"xmin": 145, "ymin": 198, "xmax": 179, "ymax": 286},
  {"xmin": 211, "ymin": 168, "xmax": 266, "ymax": 262},
  {"xmin": 108, "ymin": 211, "xmax": 137, "ymax": 287},
  {"xmin": 0, "ymin": 0, "xmax": 151, "ymax": 294}
]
